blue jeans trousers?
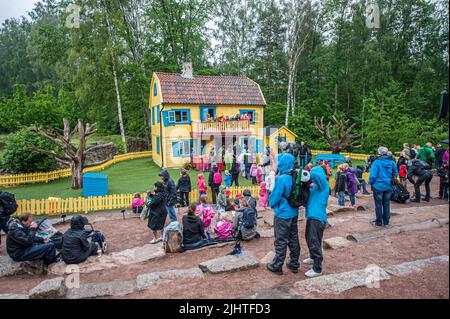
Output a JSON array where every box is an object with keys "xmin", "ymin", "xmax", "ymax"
[{"xmin": 373, "ymin": 189, "xmax": 392, "ymax": 226}]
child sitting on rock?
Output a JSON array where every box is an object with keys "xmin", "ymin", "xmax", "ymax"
[
  {"xmin": 217, "ymin": 185, "xmax": 233, "ymax": 212},
  {"xmin": 258, "ymin": 182, "xmax": 269, "ymax": 209},
  {"xmin": 196, "ymin": 195, "xmax": 215, "ymax": 240},
  {"xmin": 214, "ymin": 212, "xmax": 234, "ymax": 240},
  {"xmin": 131, "ymin": 193, "xmax": 144, "ymax": 214},
  {"xmin": 233, "ymin": 198, "xmax": 259, "ymax": 242}
]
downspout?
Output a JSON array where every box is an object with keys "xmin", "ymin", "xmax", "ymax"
[{"xmin": 159, "ymin": 105, "xmax": 165, "ymax": 168}]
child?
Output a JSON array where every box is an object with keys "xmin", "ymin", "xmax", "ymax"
[
  {"xmin": 233, "ymin": 198, "xmax": 259, "ymax": 241},
  {"xmin": 250, "ymin": 163, "xmax": 258, "ymax": 185},
  {"xmin": 323, "ymin": 160, "xmax": 332, "ymax": 181},
  {"xmin": 304, "ymin": 166, "xmax": 329, "ymax": 277},
  {"xmin": 334, "ymin": 164, "xmax": 347, "ymax": 206},
  {"xmin": 131, "ymin": 193, "xmax": 144, "ymax": 214},
  {"xmin": 214, "ymin": 212, "xmax": 234, "ymax": 240},
  {"xmin": 176, "ymin": 169, "xmax": 191, "ymax": 207},
  {"xmin": 148, "ymin": 182, "xmax": 168, "ymax": 244},
  {"xmin": 202, "ymin": 154, "xmax": 210, "ymax": 172},
  {"xmin": 243, "ymin": 189, "xmax": 257, "ymax": 218},
  {"xmin": 265, "ymin": 171, "xmax": 276, "ymax": 196},
  {"xmin": 224, "ymin": 170, "xmax": 232, "ymax": 188},
  {"xmin": 256, "ymin": 165, "xmax": 263, "ymax": 184},
  {"xmin": 344, "ymin": 165, "xmax": 358, "ymax": 207},
  {"xmin": 217, "ymin": 185, "xmax": 232, "ymax": 211},
  {"xmin": 399, "ymin": 164, "xmax": 408, "ymax": 187},
  {"xmin": 258, "ymin": 182, "xmax": 269, "ymax": 208},
  {"xmin": 197, "ymin": 173, "xmax": 207, "ymax": 203},
  {"xmin": 196, "ymin": 195, "xmax": 215, "ymax": 240}
]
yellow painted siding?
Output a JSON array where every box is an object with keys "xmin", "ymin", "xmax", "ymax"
[
  {"xmin": 149, "ymin": 74, "xmax": 163, "ymax": 166},
  {"xmin": 266, "ymin": 127, "xmax": 297, "ymax": 156}
]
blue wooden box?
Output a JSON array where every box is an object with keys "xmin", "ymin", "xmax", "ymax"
[{"xmin": 83, "ymin": 173, "xmax": 108, "ymax": 197}]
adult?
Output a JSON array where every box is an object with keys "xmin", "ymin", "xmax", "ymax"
[
  {"xmin": 435, "ymin": 143, "xmax": 446, "ymax": 170},
  {"xmin": 182, "ymin": 204, "xmax": 206, "ymax": 250},
  {"xmin": 410, "ymin": 144, "xmax": 419, "ymax": 159},
  {"xmin": 61, "ymin": 215, "xmax": 98, "ymax": 264},
  {"xmin": 261, "ymin": 152, "xmax": 272, "ymax": 181},
  {"xmin": 6, "ymin": 213, "xmax": 57, "ymax": 271},
  {"xmin": 443, "ymin": 148, "xmax": 449, "ymax": 164},
  {"xmin": 148, "ymin": 181, "xmax": 169, "ymax": 243},
  {"xmin": 208, "ymin": 164, "xmax": 221, "ymax": 204},
  {"xmin": 368, "ymin": 147, "xmax": 398, "ymax": 227},
  {"xmin": 176, "ymin": 169, "xmax": 191, "ymax": 207},
  {"xmin": 417, "ymin": 142, "xmax": 435, "ymax": 168},
  {"xmin": 224, "ymin": 149, "xmax": 233, "ymax": 171},
  {"xmin": 298, "ymin": 141, "xmax": 309, "ymax": 169},
  {"xmin": 159, "ymin": 170, "xmax": 178, "ymax": 222},
  {"xmin": 402, "ymin": 143, "xmax": 412, "ymax": 160},
  {"xmin": 243, "ymin": 150, "xmax": 251, "ymax": 179},
  {"xmin": 408, "ymin": 159, "xmax": 433, "ymax": 203},
  {"xmin": 267, "ymin": 153, "xmax": 300, "ymax": 275},
  {"xmin": 230, "ymin": 155, "xmax": 240, "ymax": 187}
]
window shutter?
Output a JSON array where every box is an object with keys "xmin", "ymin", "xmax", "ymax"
[
  {"xmin": 162, "ymin": 110, "xmax": 170, "ymax": 127},
  {"xmin": 172, "ymin": 142, "xmax": 180, "ymax": 157}
]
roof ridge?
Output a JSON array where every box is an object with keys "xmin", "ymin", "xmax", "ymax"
[{"xmin": 154, "ymin": 71, "xmax": 254, "ymax": 80}]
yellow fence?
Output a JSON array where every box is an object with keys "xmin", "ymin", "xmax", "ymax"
[{"xmin": 0, "ymin": 151, "xmax": 152, "ymax": 188}]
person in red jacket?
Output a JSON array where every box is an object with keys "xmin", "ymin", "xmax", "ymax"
[{"xmin": 399, "ymin": 164, "xmax": 408, "ymax": 187}]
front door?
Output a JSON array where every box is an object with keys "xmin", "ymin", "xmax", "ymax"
[{"xmin": 200, "ymin": 106, "xmax": 216, "ymax": 122}]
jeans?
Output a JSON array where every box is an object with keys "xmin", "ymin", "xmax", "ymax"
[
  {"xmin": 167, "ymin": 205, "xmax": 177, "ymax": 222},
  {"xmin": 183, "ymin": 239, "xmax": 206, "ymax": 250},
  {"xmin": 15, "ymin": 242, "xmax": 57, "ymax": 266},
  {"xmin": 271, "ymin": 217, "xmax": 300, "ymax": 270},
  {"xmin": 305, "ymin": 219, "xmax": 326, "ymax": 273},
  {"xmin": 413, "ymin": 174, "xmax": 432, "ymax": 200},
  {"xmin": 300, "ymin": 155, "xmax": 307, "ymax": 169},
  {"xmin": 179, "ymin": 192, "xmax": 190, "ymax": 207},
  {"xmin": 349, "ymin": 194, "xmax": 356, "ymax": 206},
  {"xmin": 231, "ymin": 174, "xmax": 239, "ymax": 187},
  {"xmin": 211, "ymin": 187, "xmax": 220, "ymax": 205},
  {"xmin": 338, "ymin": 191, "xmax": 345, "ymax": 206},
  {"xmin": 358, "ymin": 179, "xmax": 369, "ymax": 193},
  {"xmin": 373, "ymin": 189, "xmax": 392, "ymax": 226}
]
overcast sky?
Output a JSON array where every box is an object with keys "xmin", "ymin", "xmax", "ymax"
[{"xmin": 0, "ymin": 0, "xmax": 39, "ymax": 23}]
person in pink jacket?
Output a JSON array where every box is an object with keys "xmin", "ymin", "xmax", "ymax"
[
  {"xmin": 250, "ymin": 163, "xmax": 258, "ymax": 185},
  {"xmin": 443, "ymin": 149, "xmax": 449, "ymax": 163},
  {"xmin": 197, "ymin": 173, "xmax": 207, "ymax": 203},
  {"xmin": 196, "ymin": 195, "xmax": 215, "ymax": 239},
  {"xmin": 214, "ymin": 212, "xmax": 233, "ymax": 239},
  {"xmin": 256, "ymin": 165, "xmax": 263, "ymax": 184},
  {"xmin": 131, "ymin": 193, "xmax": 144, "ymax": 214},
  {"xmin": 258, "ymin": 182, "xmax": 269, "ymax": 208}
]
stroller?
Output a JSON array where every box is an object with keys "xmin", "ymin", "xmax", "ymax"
[
  {"xmin": 84, "ymin": 222, "xmax": 108, "ymax": 254},
  {"xmin": 35, "ymin": 218, "xmax": 63, "ymax": 250}
]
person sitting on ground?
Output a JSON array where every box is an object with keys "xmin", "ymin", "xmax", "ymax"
[
  {"xmin": 217, "ymin": 185, "xmax": 233, "ymax": 212},
  {"xmin": 196, "ymin": 195, "xmax": 215, "ymax": 239},
  {"xmin": 355, "ymin": 165, "xmax": 370, "ymax": 194},
  {"xmin": 148, "ymin": 181, "xmax": 168, "ymax": 244},
  {"xmin": 176, "ymin": 169, "xmax": 191, "ymax": 207},
  {"xmin": 233, "ymin": 199, "xmax": 259, "ymax": 241},
  {"xmin": 7, "ymin": 213, "xmax": 57, "ymax": 272},
  {"xmin": 182, "ymin": 204, "xmax": 207, "ymax": 250},
  {"xmin": 407, "ymin": 159, "xmax": 433, "ymax": 203},
  {"xmin": 61, "ymin": 215, "xmax": 99, "ymax": 264},
  {"xmin": 214, "ymin": 212, "xmax": 234, "ymax": 240},
  {"xmin": 303, "ymin": 166, "xmax": 330, "ymax": 278},
  {"xmin": 242, "ymin": 189, "xmax": 257, "ymax": 217},
  {"xmin": 131, "ymin": 192, "xmax": 144, "ymax": 214}
]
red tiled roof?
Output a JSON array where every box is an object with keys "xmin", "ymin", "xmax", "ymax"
[{"xmin": 155, "ymin": 72, "xmax": 266, "ymax": 106}]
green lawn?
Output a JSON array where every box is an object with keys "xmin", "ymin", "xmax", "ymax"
[{"xmin": 8, "ymin": 157, "xmax": 254, "ymax": 200}]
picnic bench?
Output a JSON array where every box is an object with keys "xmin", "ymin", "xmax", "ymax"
[{"xmin": 314, "ymin": 154, "xmax": 345, "ymax": 168}]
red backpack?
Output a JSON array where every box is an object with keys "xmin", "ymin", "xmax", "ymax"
[{"xmin": 213, "ymin": 171, "xmax": 223, "ymax": 185}]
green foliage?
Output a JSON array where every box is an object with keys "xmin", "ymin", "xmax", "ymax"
[{"xmin": 1, "ymin": 128, "xmax": 58, "ymax": 173}]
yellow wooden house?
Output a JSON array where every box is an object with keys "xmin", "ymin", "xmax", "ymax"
[
  {"xmin": 149, "ymin": 65, "xmax": 267, "ymax": 168},
  {"xmin": 264, "ymin": 125, "xmax": 298, "ymax": 155}
]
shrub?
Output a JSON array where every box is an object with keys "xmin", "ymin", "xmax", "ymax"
[{"xmin": 1, "ymin": 129, "xmax": 58, "ymax": 173}]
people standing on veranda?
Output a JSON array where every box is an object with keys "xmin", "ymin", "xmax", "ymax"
[{"xmin": 369, "ymin": 147, "xmax": 398, "ymax": 228}]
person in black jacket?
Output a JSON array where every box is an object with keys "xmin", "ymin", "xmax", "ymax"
[
  {"xmin": 148, "ymin": 181, "xmax": 168, "ymax": 244},
  {"xmin": 61, "ymin": 215, "xmax": 98, "ymax": 264},
  {"xmin": 6, "ymin": 213, "xmax": 56, "ymax": 271},
  {"xmin": 435, "ymin": 144, "xmax": 446, "ymax": 170},
  {"xmin": 208, "ymin": 164, "xmax": 221, "ymax": 204},
  {"xmin": 230, "ymin": 156, "xmax": 240, "ymax": 187},
  {"xmin": 176, "ymin": 169, "xmax": 191, "ymax": 207},
  {"xmin": 182, "ymin": 204, "xmax": 206, "ymax": 250},
  {"xmin": 159, "ymin": 170, "xmax": 177, "ymax": 222},
  {"xmin": 298, "ymin": 141, "xmax": 309, "ymax": 168},
  {"xmin": 334, "ymin": 165, "xmax": 347, "ymax": 205},
  {"xmin": 408, "ymin": 159, "xmax": 433, "ymax": 203}
]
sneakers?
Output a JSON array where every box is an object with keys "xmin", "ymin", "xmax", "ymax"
[
  {"xmin": 227, "ymin": 247, "xmax": 242, "ymax": 255},
  {"xmin": 370, "ymin": 220, "xmax": 383, "ymax": 227},
  {"xmin": 266, "ymin": 263, "xmax": 283, "ymax": 275},
  {"xmin": 305, "ymin": 268, "xmax": 323, "ymax": 278},
  {"xmin": 149, "ymin": 237, "xmax": 162, "ymax": 244},
  {"xmin": 302, "ymin": 258, "xmax": 314, "ymax": 265}
]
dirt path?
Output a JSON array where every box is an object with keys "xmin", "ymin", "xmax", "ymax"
[{"xmin": 0, "ymin": 177, "xmax": 448, "ymax": 298}]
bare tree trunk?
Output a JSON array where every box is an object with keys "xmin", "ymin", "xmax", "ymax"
[{"xmin": 71, "ymin": 162, "xmax": 83, "ymax": 189}]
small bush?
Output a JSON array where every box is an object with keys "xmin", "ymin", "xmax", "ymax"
[{"xmin": 1, "ymin": 129, "xmax": 58, "ymax": 173}]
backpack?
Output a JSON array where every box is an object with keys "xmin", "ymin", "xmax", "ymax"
[
  {"xmin": 283, "ymin": 169, "xmax": 310, "ymax": 208},
  {"xmin": 213, "ymin": 171, "xmax": 222, "ymax": 185},
  {"xmin": 242, "ymin": 208, "xmax": 256, "ymax": 228},
  {"xmin": 0, "ymin": 191, "xmax": 18, "ymax": 217},
  {"xmin": 391, "ymin": 183, "xmax": 410, "ymax": 204}
]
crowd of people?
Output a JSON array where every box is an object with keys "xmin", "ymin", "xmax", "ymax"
[
  {"xmin": 204, "ymin": 112, "xmax": 251, "ymax": 123},
  {"xmin": 0, "ymin": 140, "xmax": 447, "ymax": 277}
]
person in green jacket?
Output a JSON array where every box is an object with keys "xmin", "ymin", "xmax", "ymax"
[{"xmin": 417, "ymin": 142, "xmax": 435, "ymax": 168}]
